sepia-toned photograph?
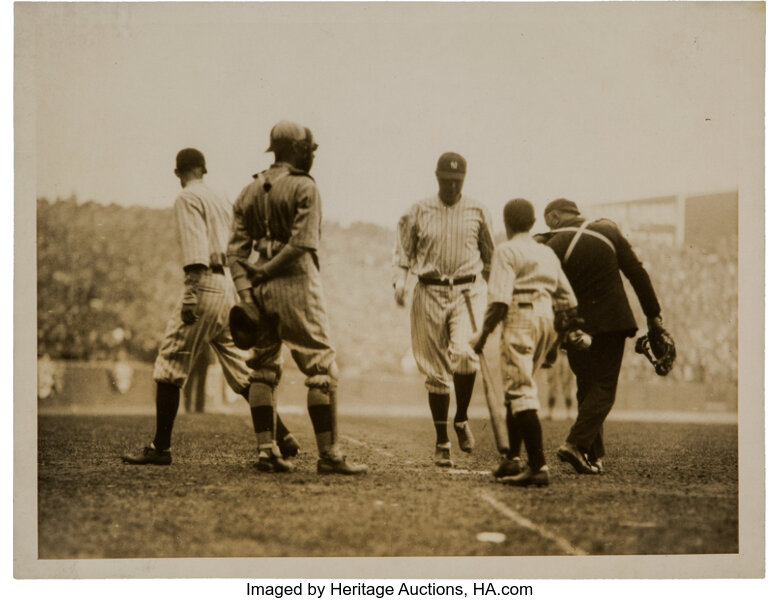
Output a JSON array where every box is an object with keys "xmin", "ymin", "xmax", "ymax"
[{"xmin": 13, "ymin": 0, "xmax": 766, "ymax": 582}]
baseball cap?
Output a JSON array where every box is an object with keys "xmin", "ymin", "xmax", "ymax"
[
  {"xmin": 175, "ymin": 148, "xmax": 207, "ymax": 173},
  {"xmin": 435, "ymin": 152, "xmax": 467, "ymax": 179},
  {"xmin": 266, "ymin": 120, "xmax": 313, "ymax": 152},
  {"xmin": 544, "ymin": 198, "xmax": 580, "ymax": 215}
]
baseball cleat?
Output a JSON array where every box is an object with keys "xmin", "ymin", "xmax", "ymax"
[
  {"xmin": 453, "ymin": 421, "xmax": 475, "ymax": 453},
  {"xmin": 501, "ymin": 464, "xmax": 550, "ymax": 487},
  {"xmin": 255, "ymin": 452, "xmax": 293, "ymax": 473},
  {"xmin": 556, "ymin": 442, "xmax": 598, "ymax": 475},
  {"xmin": 317, "ymin": 454, "xmax": 368, "ymax": 475},
  {"xmin": 589, "ymin": 457, "xmax": 604, "ymax": 474},
  {"xmin": 492, "ymin": 457, "xmax": 522, "ymax": 479},
  {"xmin": 278, "ymin": 433, "xmax": 301, "ymax": 459},
  {"xmin": 434, "ymin": 442, "xmax": 454, "ymax": 468},
  {"xmin": 121, "ymin": 444, "xmax": 172, "ymax": 466}
]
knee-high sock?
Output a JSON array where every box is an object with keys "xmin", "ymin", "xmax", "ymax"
[
  {"xmin": 428, "ymin": 392, "xmax": 450, "ymax": 444},
  {"xmin": 515, "ymin": 409, "xmax": 546, "ymax": 471},
  {"xmin": 242, "ymin": 387, "xmax": 290, "ymax": 442},
  {"xmin": 248, "ymin": 382, "xmax": 275, "ymax": 451},
  {"xmin": 453, "ymin": 373, "xmax": 476, "ymax": 423},
  {"xmin": 307, "ymin": 387, "xmax": 334, "ymax": 456},
  {"xmin": 506, "ymin": 407, "xmax": 522, "ymax": 460},
  {"xmin": 153, "ymin": 381, "xmax": 180, "ymax": 451}
]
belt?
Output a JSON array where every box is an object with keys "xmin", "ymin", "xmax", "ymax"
[
  {"xmin": 210, "ymin": 265, "xmax": 225, "ymax": 275},
  {"xmin": 418, "ymin": 275, "xmax": 476, "ymax": 287}
]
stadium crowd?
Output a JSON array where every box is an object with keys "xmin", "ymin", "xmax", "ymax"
[{"xmin": 36, "ymin": 197, "xmax": 737, "ymax": 386}]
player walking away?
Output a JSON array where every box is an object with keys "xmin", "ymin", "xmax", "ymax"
[
  {"xmin": 393, "ymin": 152, "xmax": 494, "ymax": 467},
  {"xmin": 470, "ymin": 199, "xmax": 588, "ymax": 487},
  {"xmin": 122, "ymin": 148, "xmax": 299, "ymax": 466},
  {"xmin": 226, "ymin": 121, "xmax": 366, "ymax": 475},
  {"xmin": 538, "ymin": 198, "xmax": 666, "ymax": 475}
]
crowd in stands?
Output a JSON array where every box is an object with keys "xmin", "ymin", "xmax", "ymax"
[{"xmin": 36, "ymin": 197, "xmax": 738, "ymax": 386}]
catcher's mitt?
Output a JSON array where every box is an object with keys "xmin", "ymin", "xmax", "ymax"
[
  {"xmin": 229, "ymin": 302, "xmax": 261, "ymax": 350},
  {"xmin": 634, "ymin": 327, "xmax": 676, "ymax": 376}
]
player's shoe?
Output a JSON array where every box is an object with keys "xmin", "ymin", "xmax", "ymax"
[
  {"xmin": 501, "ymin": 464, "xmax": 550, "ymax": 487},
  {"xmin": 556, "ymin": 442, "xmax": 598, "ymax": 475},
  {"xmin": 317, "ymin": 453, "xmax": 367, "ymax": 475},
  {"xmin": 434, "ymin": 442, "xmax": 454, "ymax": 468},
  {"xmin": 255, "ymin": 450, "xmax": 293, "ymax": 473},
  {"xmin": 121, "ymin": 444, "xmax": 172, "ymax": 466},
  {"xmin": 588, "ymin": 457, "xmax": 604, "ymax": 474},
  {"xmin": 453, "ymin": 421, "xmax": 475, "ymax": 453},
  {"xmin": 278, "ymin": 433, "xmax": 301, "ymax": 459},
  {"xmin": 492, "ymin": 457, "xmax": 522, "ymax": 479}
]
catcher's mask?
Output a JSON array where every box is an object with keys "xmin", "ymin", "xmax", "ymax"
[
  {"xmin": 229, "ymin": 302, "xmax": 261, "ymax": 350},
  {"xmin": 634, "ymin": 330, "xmax": 676, "ymax": 376}
]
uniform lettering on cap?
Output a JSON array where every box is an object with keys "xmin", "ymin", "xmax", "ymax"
[{"xmin": 450, "ymin": 161, "xmax": 458, "ymax": 170}]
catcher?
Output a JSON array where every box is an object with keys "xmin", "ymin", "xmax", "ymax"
[
  {"xmin": 537, "ymin": 198, "xmax": 674, "ymax": 475},
  {"xmin": 226, "ymin": 120, "xmax": 366, "ymax": 475}
]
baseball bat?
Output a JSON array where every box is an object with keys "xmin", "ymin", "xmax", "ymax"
[{"xmin": 462, "ymin": 291, "xmax": 510, "ymax": 456}]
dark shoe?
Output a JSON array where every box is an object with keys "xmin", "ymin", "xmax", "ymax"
[
  {"xmin": 317, "ymin": 454, "xmax": 367, "ymax": 475},
  {"xmin": 492, "ymin": 457, "xmax": 522, "ymax": 479},
  {"xmin": 453, "ymin": 421, "xmax": 475, "ymax": 453},
  {"xmin": 501, "ymin": 464, "xmax": 550, "ymax": 487},
  {"xmin": 557, "ymin": 442, "xmax": 597, "ymax": 474},
  {"xmin": 278, "ymin": 433, "xmax": 301, "ymax": 459},
  {"xmin": 122, "ymin": 445, "xmax": 172, "ymax": 465},
  {"xmin": 434, "ymin": 442, "xmax": 454, "ymax": 468},
  {"xmin": 255, "ymin": 451, "xmax": 293, "ymax": 473}
]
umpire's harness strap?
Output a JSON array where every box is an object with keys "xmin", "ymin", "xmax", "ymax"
[{"xmin": 551, "ymin": 221, "xmax": 616, "ymax": 264}]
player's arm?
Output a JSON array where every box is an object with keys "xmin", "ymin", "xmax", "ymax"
[
  {"xmin": 477, "ymin": 207, "xmax": 495, "ymax": 282},
  {"xmin": 175, "ymin": 194, "xmax": 210, "ymax": 324},
  {"xmin": 471, "ymin": 243, "xmax": 511, "ymax": 352},
  {"xmin": 226, "ymin": 186, "xmax": 257, "ymax": 303},
  {"xmin": 391, "ymin": 210, "xmax": 417, "ymax": 307},
  {"xmin": 609, "ymin": 221, "xmax": 662, "ymax": 328}
]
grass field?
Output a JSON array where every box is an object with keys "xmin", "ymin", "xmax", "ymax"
[{"xmin": 37, "ymin": 411, "xmax": 738, "ymax": 558}]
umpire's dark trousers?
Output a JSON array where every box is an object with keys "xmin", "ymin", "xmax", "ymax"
[{"xmin": 565, "ymin": 330, "xmax": 628, "ymax": 460}]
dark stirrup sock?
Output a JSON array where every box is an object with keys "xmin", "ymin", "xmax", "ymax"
[
  {"xmin": 153, "ymin": 381, "xmax": 181, "ymax": 451},
  {"xmin": 428, "ymin": 392, "xmax": 450, "ymax": 444},
  {"xmin": 516, "ymin": 409, "xmax": 546, "ymax": 472},
  {"xmin": 453, "ymin": 372, "xmax": 476, "ymax": 423}
]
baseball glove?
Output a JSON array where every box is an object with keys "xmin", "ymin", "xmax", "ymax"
[
  {"xmin": 634, "ymin": 327, "xmax": 676, "ymax": 376},
  {"xmin": 229, "ymin": 302, "xmax": 261, "ymax": 350}
]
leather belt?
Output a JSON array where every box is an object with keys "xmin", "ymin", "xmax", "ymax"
[
  {"xmin": 418, "ymin": 274, "xmax": 476, "ymax": 286},
  {"xmin": 210, "ymin": 265, "xmax": 225, "ymax": 275}
]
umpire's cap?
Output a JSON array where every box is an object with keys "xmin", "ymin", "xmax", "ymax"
[
  {"xmin": 229, "ymin": 302, "xmax": 261, "ymax": 350},
  {"xmin": 175, "ymin": 148, "xmax": 207, "ymax": 174},
  {"xmin": 266, "ymin": 120, "xmax": 316, "ymax": 152},
  {"xmin": 435, "ymin": 152, "xmax": 467, "ymax": 180},
  {"xmin": 503, "ymin": 198, "xmax": 536, "ymax": 233},
  {"xmin": 544, "ymin": 198, "xmax": 580, "ymax": 216}
]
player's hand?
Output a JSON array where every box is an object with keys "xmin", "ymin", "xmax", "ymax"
[
  {"xmin": 237, "ymin": 258, "xmax": 269, "ymax": 286},
  {"xmin": 181, "ymin": 302, "xmax": 198, "ymax": 325},
  {"xmin": 238, "ymin": 289, "xmax": 254, "ymax": 305},
  {"xmin": 393, "ymin": 280, "xmax": 406, "ymax": 307},
  {"xmin": 648, "ymin": 315, "xmax": 664, "ymax": 332},
  {"xmin": 470, "ymin": 332, "xmax": 485, "ymax": 355}
]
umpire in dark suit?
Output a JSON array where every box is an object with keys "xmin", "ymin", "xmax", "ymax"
[{"xmin": 537, "ymin": 199, "xmax": 663, "ymax": 475}]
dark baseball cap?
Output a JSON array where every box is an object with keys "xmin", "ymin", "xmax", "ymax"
[
  {"xmin": 544, "ymin": 198, "xmax": 580, "ymax": 215},
  {"xmin": 175, "ymin": 148, "xmax": 207, "ymax": 173},
  {"xmin": 435, "ymin": 152, "xmax": 467, "ymax": 179}
]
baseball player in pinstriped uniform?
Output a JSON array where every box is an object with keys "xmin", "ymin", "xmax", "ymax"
[
  {"xmin": 393, "ymin": 152, "xmax": 494, "ymax": 467},
  {"xmin": 470, "ymin": 199, "xmax": 585, "ymax": 486},
  {"xmin": 122, "ymin": 148, "xmax": 298, "ymax": 465},
  {"xmin": 226, "ymin": 121, "xmax": 367, "ymax": 475}
]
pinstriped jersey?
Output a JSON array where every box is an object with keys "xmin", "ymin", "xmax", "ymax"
[
  {"xmin": 227, "ymin": 162, "xmax": 321, "ymax": 293},
  {"xmin": 393, "ymin": 195, "xmax": 494, "ymax": 281},
  {"xmin": 488, "ymin": 232, "xmax": 577, "ymax": 312},
  {"xmin": 174, "ymin": 179, "xmax": 233, "ymax": 269}
]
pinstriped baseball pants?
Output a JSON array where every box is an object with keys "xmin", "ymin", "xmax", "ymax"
[
  {"xmin": 153, "ymin": 271, "xmax": 251, "ymax": 393},
  {"xmin": 500, "ymin": 298, "xmax": 557, "ymax": 414},
  {"xmin": 410, "ymin": 280, "xmax": 486, "ymax": 394}
]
